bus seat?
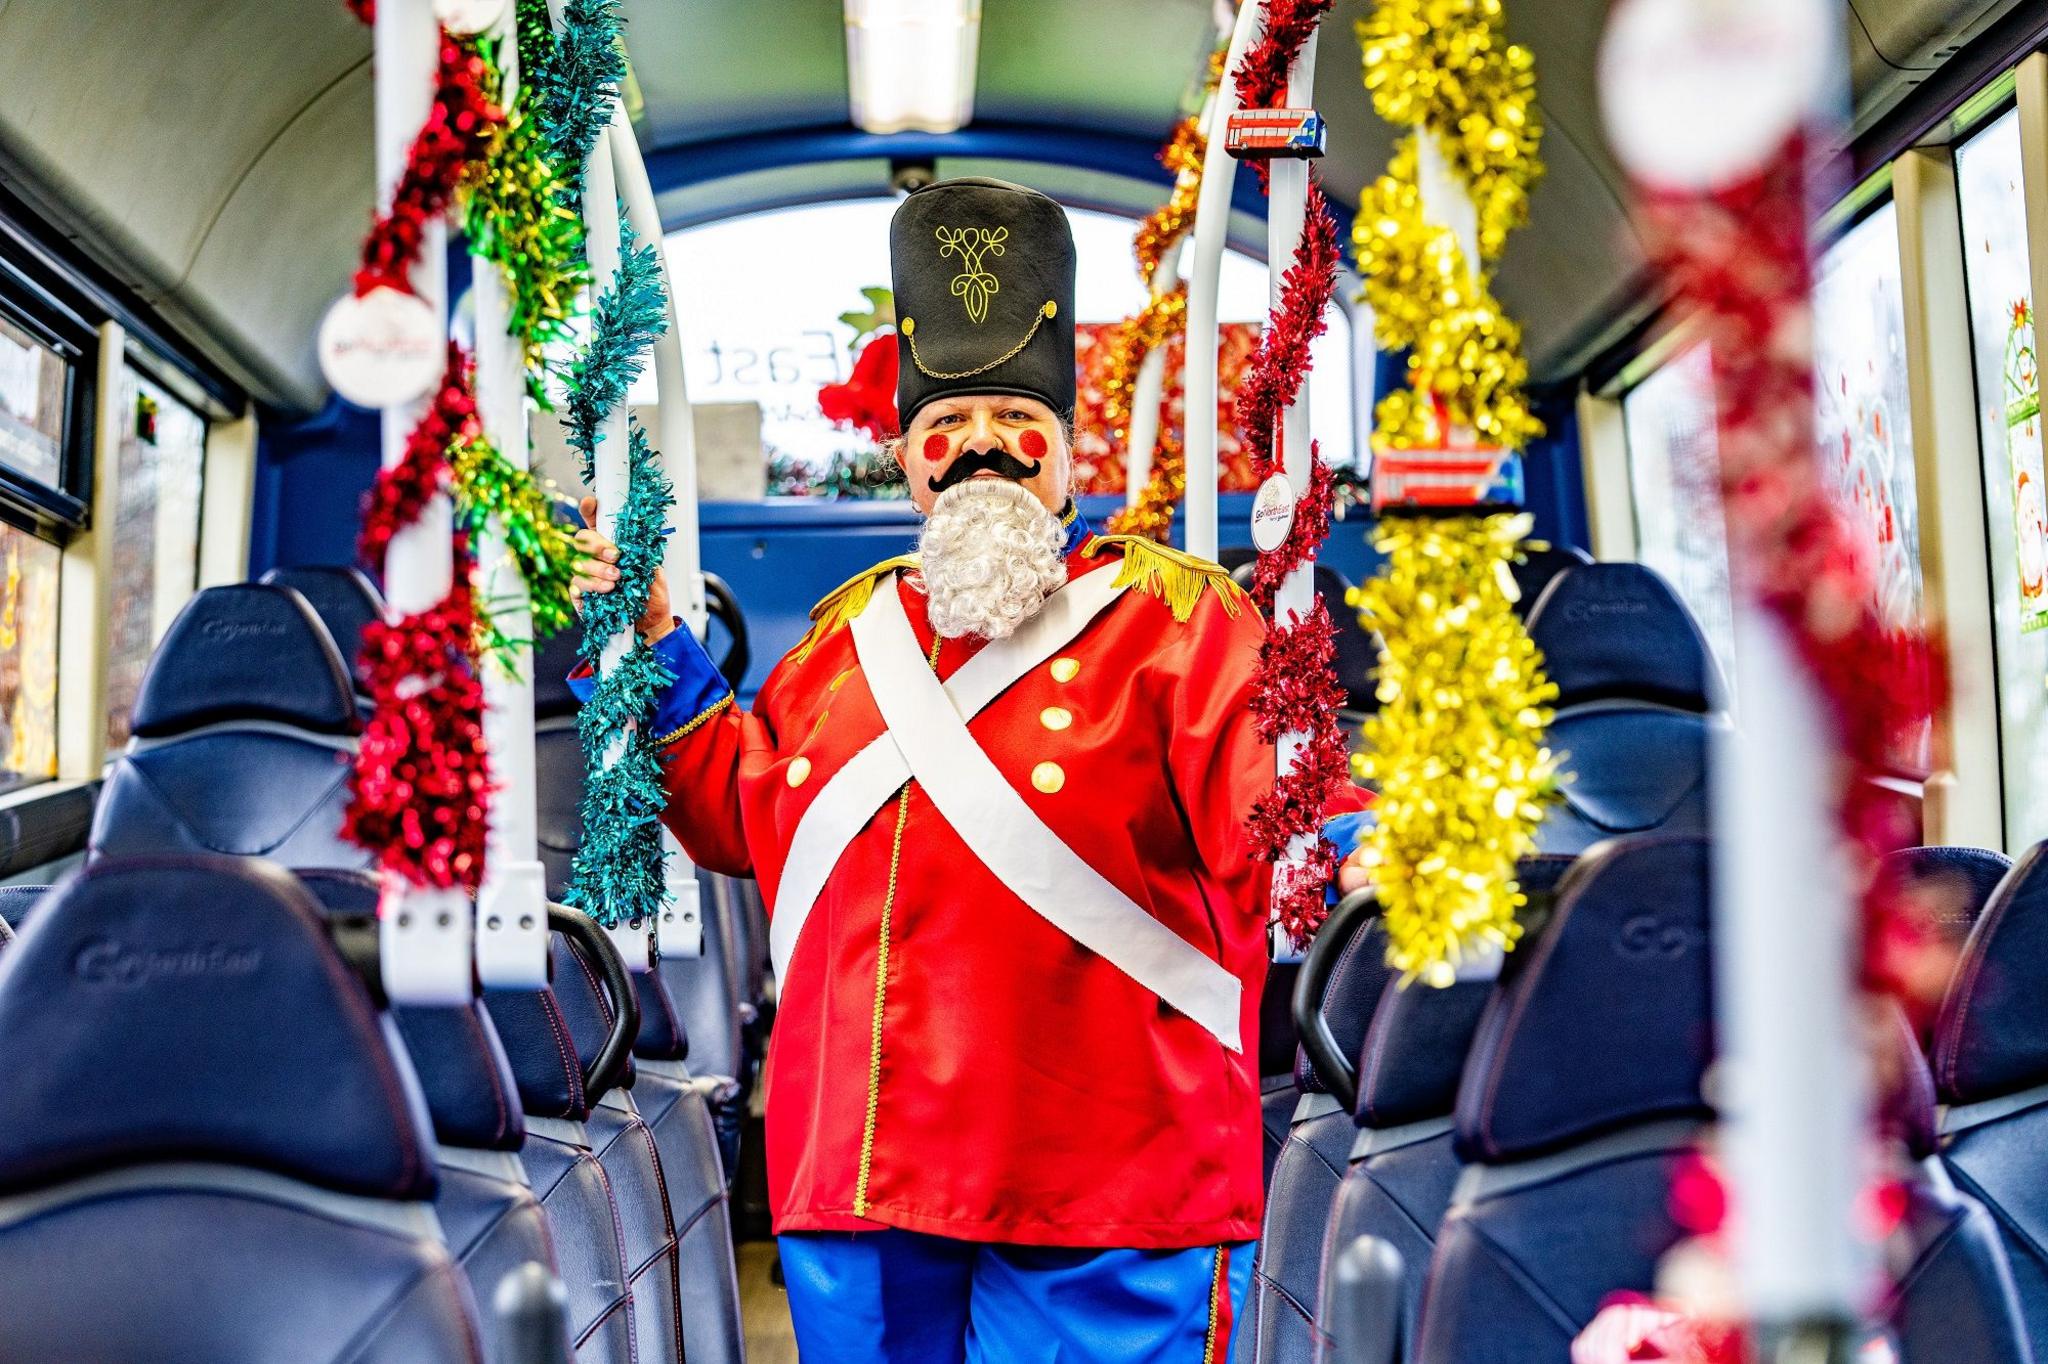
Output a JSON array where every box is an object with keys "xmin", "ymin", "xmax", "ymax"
[
  {"xmin": 1414, "ymin": 835, "xmax": 1720, "ymax": 1361},
  {"xmin": 482, "ymin": 950, "xmax": 637, "ymax": 1362},
  {"xmin": 1881, "ymin": 843, "xmax": 2012, "ymax": 956},
  {"xmin": 632, "ymin": 968, "xmax": 748, "ymax": 1364},
  {"xmin": 549, "ymin": 931, "xmax": 688, "ymax": 1364},
  {"xmin": 293, "ymin": 869, "xmax": 566, "ymax": 1364},
  {"xmin": 1311, "ymin": 855, "xmax": 1576, "ymax": 1363},
  {"xmin": 1523, "ymin": 565, "xmax": 1722, "ymax": 855},
  {"xmin": 1419, "ymin": 836, "xmax": 2030, "ymax": 1363},
  {"xmin": 257, "ymin": 565, "xmax": 384, "ymax": 707},
  {"xmin": 1240, "ymin": 896, "xmax": 1399, "ymax": 1364},
  {"xmin": 91, "ymin": 584, "xmax": 367, "ymax": 871},
  {"xmin": 1229, "ymin": 558, "xmax": 1381, "ymax": 717},
  {"xmin": 1509, "ymin": 543, "xmax": 1593, "ymax": 611},
  {"xmin": 0, "ymin": 855, "xmax": 485, "ymax": 1363},
  {"xmin": 1933, "ymin": 841, "xmax": 2048, "ymax": 1357}
]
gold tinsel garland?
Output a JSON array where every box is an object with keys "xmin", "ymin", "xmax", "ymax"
[
  {"xmin": 1350, "ymin": 516, "xmax": 1559, "ymax": 984},
  {"xmin": 1134, "ymin": 116, "xmax": 1206, "ymax": 283},
  {"xmin": 1101, "ymin": 287, "xmax": 1191, "ymax": 540},
  {"xmin": 1350, "ymin": 0, "xmax": 1556, "ymax": 980}
]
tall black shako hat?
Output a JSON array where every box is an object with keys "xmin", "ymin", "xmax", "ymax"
[{"xmin": 891, "ymin": 177, "xmax": 1077, "ymax": 430}]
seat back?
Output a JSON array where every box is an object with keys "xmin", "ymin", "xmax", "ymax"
[
  {"xmin": 1314, "ymin": 856, "xmax": 1576, "ymax": 1362},
  {"xmin": 91, "ymin": 584, "xmax": 367, "ymax": 871},
  {"xmin": 257, "ymin": 565, "xmax": 384, "ymax": 708},
  {"xmin": 634, "ymin": 968, "xmax": 747, "ymax": 1364},
  {"xmin": 1242, "ymin": 900, "xmax": 1399, "ymax": 1364},
  {"xmin": 1523, "ymin": 565, "xmax": 1721, "ymax": 854},
  {"xmin": 0, "ymin": 856, "xmax": 483, "ymax": 1363},
  {"xmin": 1933, "ymin": 842, "xmax": 2048, "ymax": 1359}
]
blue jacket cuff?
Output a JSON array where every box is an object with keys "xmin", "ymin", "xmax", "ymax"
[
  {"xmin": 1321, "ymin": 810, "xmax": 1376, "ymax": 906},
  {"xmin": 564, "ymin": 627, "xmax": 733, "ymax": 742}
]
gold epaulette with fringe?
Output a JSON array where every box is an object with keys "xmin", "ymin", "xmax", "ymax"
[
  {"xmin": 792, "ymin": 554, "xmax": 920, "ymax": 661},
  {"xmin": 1081, "ymin": 535, "xmax": 1246, "ymax": 623}
]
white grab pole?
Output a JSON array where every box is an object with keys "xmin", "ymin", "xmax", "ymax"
[
  {"xmin": 1182, "ymin": 0, "xmax": 1264, "ymax": 560},
  {"xmin": 609, "ymin": 108, "xmax": 706, "ymax": 961},
  {"xmin": 473, "ymin": 7, "xmax": 550, "ymax": 989},
  {"xmin": 1713, "ymin": 606, "xmax": 1871, "ymax": 1325},
  {"xmin": 375, "ymin": 0, "xmax": 474, "ymax": 1006},
  {"xmin": 1122, "ymin": 252, "xmax": 1178, "ymax": 510}
]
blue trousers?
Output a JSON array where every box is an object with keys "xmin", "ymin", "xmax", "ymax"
[{"xmin": 779, "ymin": 1230, "xmax": 1256, "ymax": 1364}]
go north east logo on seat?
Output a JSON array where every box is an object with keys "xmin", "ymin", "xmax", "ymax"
[
  {"xmin": 1615, "ymin": 916, "xmax": 1707, "ymax": 960},
  {"xmin": 72, "ymin": 938, "xmax": 263, "ymax": 988}
]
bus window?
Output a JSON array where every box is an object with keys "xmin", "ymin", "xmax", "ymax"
[
  {"xmin": 1956, "ymin": 107, "xmax": 2039, "ymax": 848},
  {"xmin": 0, "ymin": 522, "xmax": 58, "ymax": 790},
  {"xmin": 617, "ymin": 199, "xmax": 1353, "ymax": 499},
  {"xmin": 102, "ymin": 364, "xmax": 205, "ymax": 751},
  {"xmin": 1813, "ymin": 202, "xmax": 1924, "ymax": 632},
  {"xmin": 1623, "ymin": 342, "xmax": 1734, "ymax": 672},
  {"xmin": 0, "ymin": 313, "xmax": 66, "ymax": 488}
]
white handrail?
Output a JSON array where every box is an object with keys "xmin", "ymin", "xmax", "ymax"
[
  {"xmin": 473, "ymin": 3, "xmax": 549, "ymax": 989},
  {"xmin": 608, "ymin": 106, "xmax": 707, "ymax": 960},
  {"xmin": 1181, "ymin": 0, "xmax": 1264, "ymax": 560},
  {"xmin": 374, "ymin": 0, "xmax": 473, "ymax": 1005}
]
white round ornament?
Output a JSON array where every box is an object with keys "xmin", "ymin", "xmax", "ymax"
[
  {"xmin": 1598, "ymin": 0, "xmax": 1834, "ymax": 192},
  {"xmin": 433, "ymin": 0, "xmax": 507, "ymax": 36},
  {"xmin": 1250, "ymin": 473, "xmax": 1297, "ymax": 554},
  {"xmin": 319, "ymin": 286, "xmax": 444, "ymax": 409}
]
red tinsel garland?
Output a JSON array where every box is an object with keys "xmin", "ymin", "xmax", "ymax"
[
  {"xmin": 345, "ymin": 537, "xmax": 494, "ymax": 893},
  {"xmin": 350, "ymin": 25, "xmax": 503, "ymax": 297},
  {"xmin": 359, "ymin": 344, "xmax": 476, "ymax": 565},
  {"xmin": 1230, "ymin": 0, "xmax": 1348, "ymax": 944},
  {"xmin": 1232, "ymin": 0, "xmax": 1335, "ymax": 190},
  {"xmin": 1640, "ymin": 137, "xmax": 1945, "ymax": 1021}
]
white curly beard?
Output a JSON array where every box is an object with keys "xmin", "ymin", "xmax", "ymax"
[{"xmin": 914, "ymin": 480, "xmax": 1067, "ymax": 641}]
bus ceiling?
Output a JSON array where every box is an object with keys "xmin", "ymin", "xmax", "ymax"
[{"xmin": 0, "ymin": 0, "xmax": 2038, "ymax": 415}]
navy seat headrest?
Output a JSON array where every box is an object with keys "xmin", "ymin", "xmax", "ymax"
[
  {"xmin": 1934, "ymin": 842, "xmax": 2048, "ymax": 1105},
  {"xmin": 1878, "ymin": 845, "xmax": 2010, "ymax": 954},
  {"xmin": 1525, "ymin": 564, "xmax": 1720, "ymax": 712},
  {"xmin": 258, "ymin": 566, "xmax": 384, "ymax": 698},
  {"xmin": 1455, "ymin": 836, "xmax": 1715, "ymax": 1163},
  {"xmin": 295, "ymin": 869, "xmax": 526, "ymax": 1152},
  {"xmin": 481, "ymin": 929, "xmax": 629, "ymax": 1118},
  {"xmin": 0, "ymin": 856, "xmax": 436, "ymax": 1199},
  {"xmin": 130, "ymin": 585, "xmax": 358, "ymax": 739},
  {"xmin": 1510, "ymin": 543, "xmax": 1593, "ymax": 614},
  {"xmin": 634, "ymin": 970, "xmax": 689, "ymax": 1062},
  {"xmin": 1354, "ymin": 855, "xmax": 1576, "ymax": 1129}
]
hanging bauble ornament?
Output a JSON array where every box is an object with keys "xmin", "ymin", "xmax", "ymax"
[
  {"xmin": 433, "ymin": 0, "xmax": 507, "ymax": 36},
  {"xmin": 1250, "ymin": 472, "xmax": 1297, "ymax": 554},
  {"xmin": 1599, "ymin": 0, "xmax": 1833, "ymax": 192},
  {"xmin": 319, "ymin": 286, "xmax": 445, "ymax": 408}
]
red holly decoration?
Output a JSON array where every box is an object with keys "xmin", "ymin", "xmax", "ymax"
[
  {"xmin": 1639, "ymin": 136, "xmax": 1945, "ymax": 1022},
  {"xmin": 818, "ymin": 331, "xmax": 901, "ymax": 442},
  {"xmin": 350, "ymin": 22, "xmax": 504, "ymax": 298}
]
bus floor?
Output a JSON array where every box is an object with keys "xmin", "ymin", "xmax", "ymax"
[{"xmin": 738, "ymin": 1242, "xmax": 798, "ymax": 1363}]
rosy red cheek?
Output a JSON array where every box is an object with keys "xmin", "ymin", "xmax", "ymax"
[
  {"xmin": 1018, "ymin": 429, "xmax": 1048, "ymax": 460},
  {"xmin": 922, "ymin": 433, "xmax": 951, "ymax": 462}
]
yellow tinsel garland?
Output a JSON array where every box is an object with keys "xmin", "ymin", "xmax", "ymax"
[
  {"xmin": 1350, "ymin": 516, "xmax": 1559, "ymax": 983},
  {"xmin": 1134, "ymin": 116, "xmax": 1207, "ymax": 284}
]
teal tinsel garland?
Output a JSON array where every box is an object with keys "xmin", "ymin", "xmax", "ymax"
[
  {"xmin": 564, "ymin": 420, "xmax": 676, "ymax": 927},
  {"xmin": 520, "ymin": 0, "xmax": 623, "ymax": 194},
  {"xmin": 565, "ymin": 213, "xmax": 666, "ymax": 473}
]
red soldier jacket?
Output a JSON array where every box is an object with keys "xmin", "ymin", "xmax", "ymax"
[{"xmin": 604, "ymin": 511, "xmax": 1367, "ymax": 1248}]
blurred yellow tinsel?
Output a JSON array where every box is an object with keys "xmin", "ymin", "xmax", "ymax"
[{"xmin": 1350, "ymin": 516, "xmax": 1560, "ymax": 984}]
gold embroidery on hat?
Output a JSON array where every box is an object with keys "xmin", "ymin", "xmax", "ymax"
[{"xmin": 935, "ymin": 225, "xmax": 1007, "ymax": 323}]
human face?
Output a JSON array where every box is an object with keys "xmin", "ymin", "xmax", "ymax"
[{"xmin": 901, "ymin": 394, "xmax": 1071, "ymax": 516}]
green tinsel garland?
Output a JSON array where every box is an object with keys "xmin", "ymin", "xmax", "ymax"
[
  {"xmin": 563, "ymin": 421, "xmax": 676, "ymax": 928},
  {"xmin": 565, "ymin": 213, "xmax": 666, "ymax": 474},
  {"xmin": 450, "ymin": 432, "xmax": 581, "ymax": 659},
  {"xmin": 464, "ymin": 33, "xmax": 587, "ymax": 398}
]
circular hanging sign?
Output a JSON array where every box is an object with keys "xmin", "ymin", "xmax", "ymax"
[
  {"xmin": 433, "ymin": 0, "xmax": 507, "ymax": 36},
  {"xmin": 1250, "ymin": 473, "xmax": 1297, "ymax": 554},
  {"xmin": 318, "ymin": 286, "xmax": 443, "ymax": 409},
  {"xmin": 1598, "ymin": 0, "xmax": 1834, "ymax": 193}
]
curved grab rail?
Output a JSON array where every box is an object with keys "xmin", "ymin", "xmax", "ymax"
[
  {"xmin": 703, "ymin": 570, "xmax": 751, "ymax": 692},
  {"xmin": 1291, "ymin": 887, "xmax": 1381, "ymax": 1114},
  {"xmin": 547, "ymin": 904, "xmax": 641, "ymax": 1101}
]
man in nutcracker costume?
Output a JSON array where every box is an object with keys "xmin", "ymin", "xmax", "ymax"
[{"xmin": 573, "ymin": 177, "xmax": 1366, "ymax": 1362}]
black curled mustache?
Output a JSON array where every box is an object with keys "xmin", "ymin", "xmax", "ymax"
[{"xmin": 928, "ymin": 446, "xmax": 1043, "ymax": 495}]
